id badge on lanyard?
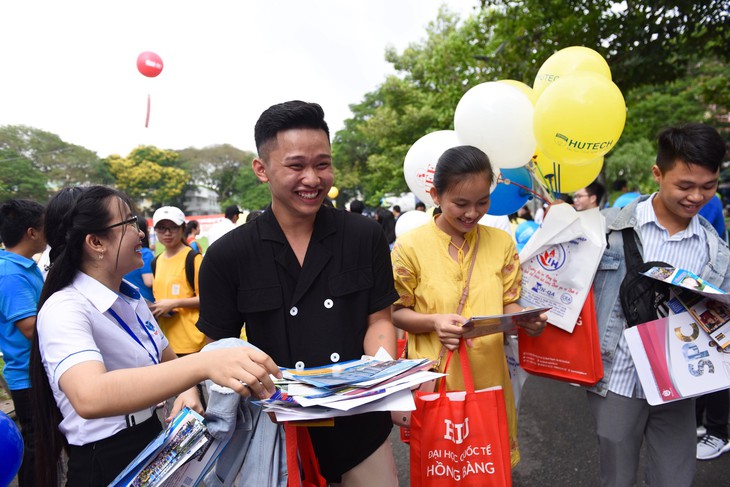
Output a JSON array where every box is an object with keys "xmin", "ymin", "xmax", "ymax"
[{"xmin": 108, "ymin": 307, "xmax": 160, "ymax": 365}]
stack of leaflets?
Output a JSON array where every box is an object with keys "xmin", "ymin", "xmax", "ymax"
[
  {"xmin": 642, "ymin": 266, "xmax": 730, "ymax": 349},
  {"xmin": 257, "ymin": 349, "xmax": 444, "ymax": 421},
  {"xmin": 110, "ymin": 407, "xmax": 228, "ymax": 487}
]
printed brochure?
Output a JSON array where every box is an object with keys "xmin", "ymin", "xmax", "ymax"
[
  {"xmin": 461, "ymin": 307, "xmax": 551, "ymax": 339},
  {"xmin": 110, "ymin": 407, "xmax": 225, "ymax": 487},
  {"xmin": 624, "ymin": 312, "xmax": 730, "ymax": 405},
  {"xmin": 642, "ymin": 266, "xmax": 730, "ymax": 349}
]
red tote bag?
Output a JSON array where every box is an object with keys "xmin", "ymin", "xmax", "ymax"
[
  {"xmin": 285, "ymin": 423, "xmax": 327, "ymax": 487},
  {"xmin": 410, "ymin": 340, "xmax": 512, "ymax": 487},
  {"xmin": 517, "ymin": 288, "xmax": 604, "ymax": 386}
]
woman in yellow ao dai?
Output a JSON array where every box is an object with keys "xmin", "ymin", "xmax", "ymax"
[{"xmin": 391, "ymin": 145, "xmax": 547, "ymax": 468}]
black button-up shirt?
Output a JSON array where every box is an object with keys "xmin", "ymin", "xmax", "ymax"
[{"xmin": 197, "ymin": 204, "xmax": 398, "ymax": 481}]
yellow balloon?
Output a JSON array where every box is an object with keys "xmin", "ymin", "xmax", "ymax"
[
  {"xmin": 533, "ymin": 46, "xmax": 612, "ymax": 99},
  {"xmin": 533, "ymin": 149, "xmax": 603, "ymax": 193},
  {"xmin": 327, "ymin": 186, "xmax": 339, "ymax": 199},
  {"xmin": 498, "ymin": 79, "xmax": 537, "ymax": 105},
  {"xmin": 533, "ymin": 72, "xmax": 626, "ymax": 166}
]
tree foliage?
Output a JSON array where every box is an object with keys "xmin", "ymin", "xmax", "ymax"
[
  {"xmin": 0, "ymin": 148, "xmax": 48, "ymax": 201},
  {"xmin": 106, "ymin": 145, "xmax": 189, "ymax": 210},
  {"xmin": 481, "ymin": 0, "xmax": 730, "ymax": 92},
  {"xmin": 0, "ymin": 125, "xmax": 109, "ymax": 189},
  {"xmin": 176, "ymin": 144, "xmax": 269, "ymax": 212},
  {"xmin": 603, "ymin": 139, "xmax": 657, "ymax": 199}
]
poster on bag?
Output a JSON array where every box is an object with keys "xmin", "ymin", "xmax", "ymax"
[{"xmin": 518, "ymin": 205, "xmax": 606, "ymax": 332}]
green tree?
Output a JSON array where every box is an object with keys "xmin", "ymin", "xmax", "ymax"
[
  {"xmin": 603, "ymin": 139, "xmax": 657, "ymax": 201},
  {"xmin": 0, "ymin": 125, "xmax": 108, "ymax": 187},
  {"xmin": 176, "ymin": 144, "xmax": 257, "ymax": 207},
  {"xmin": 106, "ymin": 146, "xmax": 189, "ymax": 210},
  {"xmin": 228, "ymin": 165, "xmax": 271, "ymax": 211},
  {"xmin": 333, "ymin": 9, "xmax": 477, "ymax": 205},
  {"xmin": 0, "ymin": 149, "xmax": 48, "ymax": 201},
  {"xmin": 481, "ymin": 0, "xmax": 730, "ymax": 92}
]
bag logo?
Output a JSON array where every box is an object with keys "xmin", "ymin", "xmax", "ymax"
[
  {"xmin": 443, "ymin": 418, "xmax": 469, "ymax": 445},
  {"xmin": 537, "ymin": 244, "xmax": 566, "ymax": 271}
]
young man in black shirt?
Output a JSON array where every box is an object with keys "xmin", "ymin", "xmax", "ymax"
[{"xmin": 197, "ymin": 101, "xmax": 399, "ymax": 485}]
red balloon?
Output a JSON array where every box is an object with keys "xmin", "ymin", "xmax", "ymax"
[{"xmin": 137, "ymin": 51, "xmax": 163, "ymax": 78}]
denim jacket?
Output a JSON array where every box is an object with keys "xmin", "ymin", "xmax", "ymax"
[
  {"xmin": 586, "ymin": 195, "xmax": 730, "ymax": 396},
  {"xmin": 201, "ymin": 338, "xmax": 287, "ymax": 487}
]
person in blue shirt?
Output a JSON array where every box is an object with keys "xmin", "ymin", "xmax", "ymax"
[
  {"xmin": 124, "ymin": 217, "xmax": 155, "ymax": 303},
  {"xmin": 698, "ymin": 193, "xmax": 726, "ymax": 240},
  {"xmin": 0, "ymin": 199, "xmax": 46, "ymax": 487},
  {"xmin": 611, "ymin": 178, "xmax": 641, "ymax": 208}
]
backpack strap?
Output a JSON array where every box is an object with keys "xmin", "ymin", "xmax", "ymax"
[
  {"xmin": 621, "ymin": 227, "xmax": 644, "ymax": 270},
  {"xmin": 185, "ymin": 248, "xmax": 199, "ymax": 295}
]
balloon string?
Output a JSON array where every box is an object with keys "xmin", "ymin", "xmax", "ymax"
[
  {"xmin": 496, "ymin": 173, "xmax": 550, "ymax": 204},
  {"xmin": 528, "ymin": 160, "xmax": 558, "ymax": 202},
  {"xmin": 145, "ymin": 94, "xmax": 151, "ymax": 128}
]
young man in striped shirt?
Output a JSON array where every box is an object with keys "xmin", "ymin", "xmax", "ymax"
[{"xmin": 586, "ymin": 123, "xmax": 728, "ymax": 486}]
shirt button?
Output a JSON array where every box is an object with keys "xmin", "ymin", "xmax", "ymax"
[
  {"xmin": 290, "ymin": 306, "xmax": 298, "ymax": 316},
  {"xmin": 324, "ymin": 299, "xmax": 334, "ymax": 309},
  {"xmin": 330, "ymin": 352, "xmax": 340, "ymax": 363},
  {"xmin": 295, "ymin": 361, "xmax": 305, "ymax": 370}
]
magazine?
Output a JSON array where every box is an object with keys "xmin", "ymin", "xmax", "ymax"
[
  {"xmin": 624, "ymin": 311, "xmax": 730, "ymax": 405},
  {"xmin": 110, "ymin": 407, "xmax": 224, "ymax": 487},
  {"xmin": 642, "ymin": 266, "xmax": 728, "ymax": 300},
  {"xmin": 642, "ymin": 266, "xmax": 730, "ymax": 349},
  {"xmin": 461, "ymin": 307, "xmax": 551, "ymax": 339}
]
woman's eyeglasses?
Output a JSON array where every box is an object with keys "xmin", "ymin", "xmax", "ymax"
[
  {"xmin": 155, "ymin": 225, "xmax": 181, "ymax": 234},
  {"xmin": 102, "ymin": 216, "xmax": 139, "ymax": 232}
]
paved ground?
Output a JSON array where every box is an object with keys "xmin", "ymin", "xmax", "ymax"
[{"xmin": 391, "ymin": 375, "xmax": 730, "ymax": 486}]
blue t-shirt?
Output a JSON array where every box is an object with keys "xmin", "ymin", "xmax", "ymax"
[
  {"xmin": 699, "ymin": 195, "xmax": 726, "ymax": 240},
  {"xmin": 0, "ymin": 251, "xmax": 44, "ymax": 390},
  {"xmin": 613, "ymin": 191, "xmax": 641, "ymax": 208},
  {"xmin": 123, "ymin": 247, "xmax": 155, "ymax": 302}
]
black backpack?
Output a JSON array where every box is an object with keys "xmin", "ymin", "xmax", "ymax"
[
  {"xmin": 618, "ymin": 228, "xmax": 671, "ymax": 327},
  {"xmin": 151, "ymin": 248, "xmax": 199, "ymax": 295}
]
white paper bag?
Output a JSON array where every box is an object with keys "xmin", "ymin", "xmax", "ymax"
[{"xmin": 518, "ymin": 204, "xmax": 606, "ymax": 332}]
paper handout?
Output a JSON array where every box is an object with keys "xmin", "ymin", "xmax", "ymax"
[{"xmin": 461, "ymin": 307, "xmax": 551, "ymax": 338}]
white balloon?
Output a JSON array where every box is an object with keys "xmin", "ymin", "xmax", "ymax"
[
  {"xmin": 454, "ymin": 82, "xmax": 536, "ymax": 169},
  {"xmin": 403, "ymin": 130, "xmax": 461, "ymax": 206},
  {"xmin": 395, "ymin": 210, "xmax": 430, "ymax": 238}
]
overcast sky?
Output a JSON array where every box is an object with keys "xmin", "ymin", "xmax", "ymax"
[{"xmin": 0, "ymin": 1, "xmax": 477, "ymax": 158}]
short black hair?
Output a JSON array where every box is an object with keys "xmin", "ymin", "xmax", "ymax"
[
  {"xmin": 656, "ymin": 123, "xmax": 727, "ymax": 173},
  {"xmin": 585, "ymin": 181, "xmax": 606, "ymax": 206},
  {"xmin": 0, "ymin": 199, "xmax": 44, "ymax": 248},
  {"xmin": 611, "ymin": 178, "xmax": 628, "ymax": 192},
  {"xmin": 415, "ymin": 201, "xmax": 426, "ymax": 210},
  {"xmin": 254, "ymin": 101, "xmax": 330, "ymax": 161},
  {"xmin": 350, "ymin": 200, "xmax": 364, "ymax": 214},
  {"xmin": 224, "ymin": 205, "xmax": 241, "ymax": 219},
  {"xmin": 392, "ymin": 205, "xmax": 401, "ymax": 213}
]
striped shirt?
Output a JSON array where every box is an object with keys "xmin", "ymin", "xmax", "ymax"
[{"xmin": 608, "ymin": 194, "xmax": 709, "ymax": 398}]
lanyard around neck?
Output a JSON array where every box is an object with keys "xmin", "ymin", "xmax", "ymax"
[{"xmin": 107, "ymin": 306, "xmax": 160, "ymax": 365}]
